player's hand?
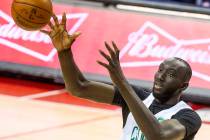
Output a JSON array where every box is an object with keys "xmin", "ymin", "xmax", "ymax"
[
  {"xmin": 97, "ymin": 41, "xmax": 125, "ymax": 86},
  {"xmin": 40, "ymin": 13, "xmax": 80, "ymax": 52}
]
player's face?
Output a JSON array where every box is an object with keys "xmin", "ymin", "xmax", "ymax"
[{"xmin": 152, "ymin": 58, "xmax": 187, "ymax": 103}]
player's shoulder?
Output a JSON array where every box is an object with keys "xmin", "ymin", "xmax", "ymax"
[
  {"xmin": 172, "ymin": 108, "xmax": 202, "ymax": 125},
  {"xmin": 131, "ymin": 85, "xmax": 150, "ymax": 100},
  {"xmin": 172, "ymin": 108, "xmax": 202, "ymax": 139},
  {"xmin": 114, "ymin": 84, "xmax": 150, "ymax": 100}
]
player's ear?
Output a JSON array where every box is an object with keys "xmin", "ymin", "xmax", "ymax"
[{"xmin": 180, "ymin": 82, "xmax": 189, "ymax": 91}]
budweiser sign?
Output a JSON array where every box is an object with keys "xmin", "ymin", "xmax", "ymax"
[
  {"xmin": 120, "ymin": 21, "xmax": 210, "ymax": 83},
  {"xmin": 0, "ymin": 10, "xmax": 88, "ymax": 61},
  {"xmin": 0, "ymin": 0, "xmax": 209, "ymax": 89}
]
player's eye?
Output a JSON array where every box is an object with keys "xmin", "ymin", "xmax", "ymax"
[
  {"xmin": 158, "ymin": 67, "xmax": 163, "ymax": 72},
  {"xmin": 167, "ymin": 70, "xmax": 176, "ymax": 78}
]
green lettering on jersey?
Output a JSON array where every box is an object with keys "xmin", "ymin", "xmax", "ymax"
[
  {"xmin": 131, "ymin": 126, "xmax": 139, "ymax": 140},
  {"xmin": 131, "ymin": 117, "xmax": 165, "ymax": 140}
]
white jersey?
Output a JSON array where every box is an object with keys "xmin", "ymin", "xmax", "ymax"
[{"xmin": 121, "ymin": 93, "xmax": 192, "ymax": 140}]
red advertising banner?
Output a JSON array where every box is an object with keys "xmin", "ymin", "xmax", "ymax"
[{"xmin": 0, "ymin": 0, "xmax": 210, "ymax": 90}]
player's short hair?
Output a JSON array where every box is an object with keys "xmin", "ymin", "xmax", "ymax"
[{"xmin": 174, "ymin": 57, "xmax": 192, "ymax": 82}]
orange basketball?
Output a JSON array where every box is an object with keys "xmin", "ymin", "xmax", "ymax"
[{"xmin": 11, "ymin": 0, "xmax": 52, "ymax": 31}]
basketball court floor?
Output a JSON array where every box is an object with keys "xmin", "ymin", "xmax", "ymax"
[{"xmin": 0, "ymin": 76, "xmax": 208, "ymax": 140}]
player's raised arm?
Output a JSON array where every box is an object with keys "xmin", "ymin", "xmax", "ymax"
[
  {"xmin": 97, "ymin": 41, "xmax": 193, "ymax": 140},
  {"xmin": 41, "ymin": 13, "xmax": 115, "ymax": 104}
]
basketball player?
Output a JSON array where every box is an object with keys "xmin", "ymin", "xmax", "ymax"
[{"xmin": 41, "ymin": 13, "xmax": 201, "ymax": 140}]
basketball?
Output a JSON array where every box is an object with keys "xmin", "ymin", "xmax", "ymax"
[{"xmin": 11, "ymin": 0, "xmax": 52, "ymax": 31}]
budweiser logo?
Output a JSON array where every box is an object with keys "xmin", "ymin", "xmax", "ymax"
[
  {"xmin": 0, "ymin": 10, "xmax": 88, "ymax": 61},
  {"xmin": 120, "ymin": 21, "xmax": 210, "ymax": 82}
]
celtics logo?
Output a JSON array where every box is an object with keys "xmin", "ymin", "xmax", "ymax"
[
  {"xmin": 131, "ymin": 126, "xmax": 139, "ymax": 140},
  {"xmin": 130, "ymin": 126, "xmax": 146, "ymax": 140},
  {"xmin": 130, "ymin": 117, "xmax": 165, "ymax": 140},
  {"xmin": 157, "ymin": 117, "xmax": 164, "ymax": 122}
]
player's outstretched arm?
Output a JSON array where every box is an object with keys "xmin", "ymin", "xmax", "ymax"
[{"xmin": 41, "ymin": 13, "xmax": 115, "ymax": 104}]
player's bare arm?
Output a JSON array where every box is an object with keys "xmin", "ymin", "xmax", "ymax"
[
  {"xmin": 41, "ymin": 13, "xmax": 115, "ymax": 104},
  {"xmin": 97, "ymin": 41, "xmax": 186, "ymax": 140}
]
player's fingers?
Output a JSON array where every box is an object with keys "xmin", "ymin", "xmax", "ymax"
[
  {"xmin": 61, "ymin": 12, "xmax": 67, "ymax": 29},
  {"xmin": 99, "ymin": 49, "xmax": 117, "ymax": 68},
  {"xmin": 105, "ymin": 42, "xmax": 116, "ymax": 59},
  {"xmin": 48, "ymin": 21, "xmax": 54, "ymax": 29},
  {"xmin": 52, "ymin": 13, "xmax": 59, "ymax": 26},
  {"xmin": 112, "ymin": 41, "xmax": 120, "ymax": 59},
  {"xmin": 99, "ymin": 50, "xmax": 112, "ymax": 63},
  {"xmin": 112, "ymin": 41, "xmax": 119, "ymax": 53},
  {"xmin": 71, "ymin": 32, "xmax": 81, "ymax": 39},
  {"xmin": 40, "ymin": 30, "xmax": 50, "ymax": 35},
  {"xmin": 97, "ymin": 60, "xmax": 111, "ymax": 70},
  {"xmin": 105, "ymin": 42, "xmax": 114, "ymax": 53}
]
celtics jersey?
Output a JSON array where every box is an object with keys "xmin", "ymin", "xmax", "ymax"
[{"xmin": 121, "ymin": 93, "xmax": 192, "ymax": 140}]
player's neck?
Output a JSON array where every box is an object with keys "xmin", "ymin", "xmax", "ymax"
[{"xmin": 155, "ymin": 94, "xmax": 181, "ymax": 105}]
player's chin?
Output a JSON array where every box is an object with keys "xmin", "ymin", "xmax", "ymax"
[{"xmin": 152, "ymin": 88, "xmax": 166, "ymax": 99}]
